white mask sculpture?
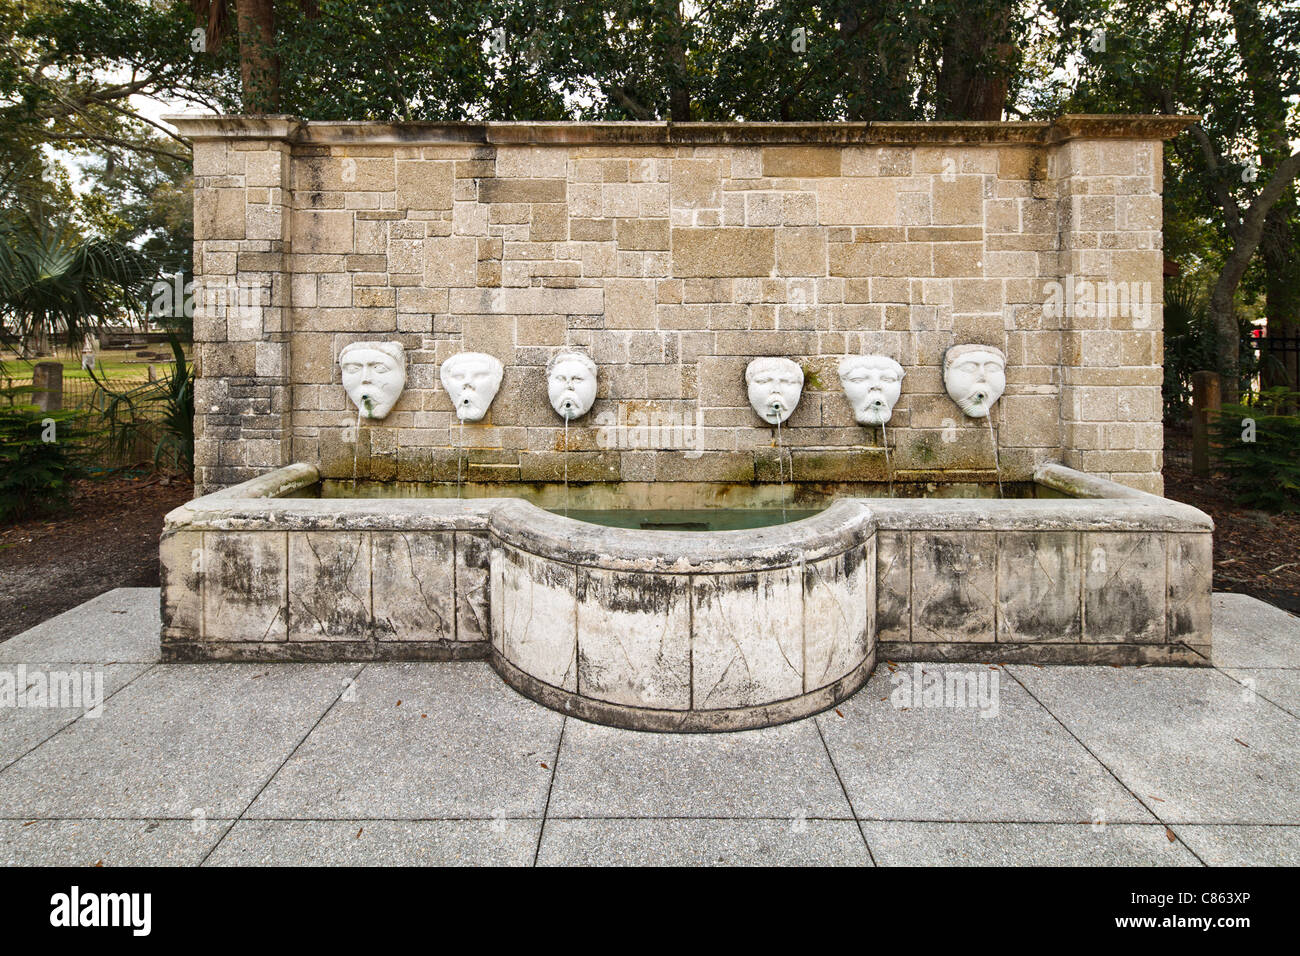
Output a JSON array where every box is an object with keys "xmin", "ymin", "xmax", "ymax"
[
  {"xmin": 339, "ymin": 341, "xmax": 406, "ymax": 419},
  {"xmin": 943, "ymin": 344, "xmax": 1007, "ymax": 419},
  {"xmin": 746, "ymin": 357, "xmax": 804, "ymax": 425},
  {"xmin": 839, "ymin": 354, "xmax": 905, "ymax": 426},
  {"xmin": 547, "ymin": 350, "xmax": 598, "ymax": 421},
  {"xmin": 440, "ymin": 352, "xmax": 504, "ymax": 422}
]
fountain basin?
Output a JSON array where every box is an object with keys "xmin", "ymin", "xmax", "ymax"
[{"xmin": 160, "ymin": 462, "xmax": 1213, "ymax": 731}]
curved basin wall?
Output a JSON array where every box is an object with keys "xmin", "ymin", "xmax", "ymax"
[{"xmin": 488, "ymin": 499, "xmax": 876, "ymax": 732}]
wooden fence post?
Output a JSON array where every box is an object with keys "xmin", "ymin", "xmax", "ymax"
[{"xmin": 1191, "ymin": 370, "xmax": 1221, "ymax": 476}]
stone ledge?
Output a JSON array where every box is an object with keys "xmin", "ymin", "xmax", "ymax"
[
  {"xmin": 165, "ymin": 115, "xmax": 1200, "ymax": 147},
  {"xmin": 491, "ymin": 647, "xmax": 874, "ymax": 733},
  {"xmin": 880, "ymin": 641, "xmax": 1210, "ymax": 667},
  {"xmin": 161, "ymin": 640, "xmax": 489, "ymax": 662}
]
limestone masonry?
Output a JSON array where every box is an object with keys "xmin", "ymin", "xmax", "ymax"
[{"xmin": 169, "ymin": 115, "xmax": 1195, "ymax": 496}]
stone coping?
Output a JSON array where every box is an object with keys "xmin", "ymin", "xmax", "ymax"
[
  {"xmin": 488, "ymin": 497, "xmax": 874, "ymax": 574},
  {"xmin": 165, "ymin": 461, "xmax": 1211, "ymax": 537},
  {"xmin": 164, "ymin": 114, "xmax": 1199, "ymax": 146}
]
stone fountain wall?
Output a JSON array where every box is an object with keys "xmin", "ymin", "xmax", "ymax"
[{"xmin": 172, "ymin": 115, "xmax": 1193, "ymax": 495}]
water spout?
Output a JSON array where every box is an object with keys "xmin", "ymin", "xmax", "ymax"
[
  {"xmin": 455, "ymin": 418, "xmax": 464, "ymax": 498},
  {"xmin": 880, "ymin": 420, "xmax": 894, "ymax": 498},
  {"xmin": 775, "ymin": 419, "xmax": 786, "ymax": 522},
  {"xmin": 351, "ymin": 408, "xmax": 362, "ymax": 493},
  {"xmin": 563, "ymin": 416, "xmax": 570, "ymax": 516},
  {"xmin": 986, "ymin": 415, "xmax": 1003, "ymax": 498}
]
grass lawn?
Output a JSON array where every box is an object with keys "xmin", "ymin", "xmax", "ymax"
[{"xmin": 0, "ymin": 347, "xmax": 190, "ymax": 384}]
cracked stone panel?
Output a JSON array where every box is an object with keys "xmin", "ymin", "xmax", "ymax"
[
  {"xmin": 490, "ymin": 546, "xmax": 505, "ymax": 654},
  {"xmin": 576, "ymin": 568, "xmax": 691, "ymax": 710},
  {"xmin": 498, "ymin": 544, "xmax": 577, "ymax": 691},
  {"xmin": 1167, "ymin": 532, "xmax": 1212, "ymax": 649},
  {"xmin": 371, "ymin": 532, "xmax": 455, "ymax": 642},
  {"xmin": 803, "ymin": 544, "xmax": 872, "ymax": 692},
  {"xmin": 203, "ymin": 531, "xmax": 288, "ymax": 642},
  {"xmin": 911, "ymin": 532, "xmax": 996, "ymax": 643},
  {"xmin": 997, "ymin": 531, "xmax": 1082, "ymax": 643},
  {"xmin": 876, "ymin": 531, "xmax": 910, "ymax": 644},
  {"xmin": 160, "ymin": 530, "xmax": 203, "ymax": 642},
  {"xmin": 288, "ymin": 531, "xmax": 372, "ymax": 642},
  {"xmin": 692, "ymin": 567, "xmax": 803, "ymax": 709},
  {"xmin": 1082, "ymin": 532, "xmax": 1165, "ymax": 644},
  {"xmin": 455, "ymin": 532, "xmax": 491, "ymax": 643}
]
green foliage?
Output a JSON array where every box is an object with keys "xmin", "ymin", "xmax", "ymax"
[
  {"xmin": 1213, "ymin": 387, "xmax": 1300, "ymax": 512},
  {"xmin": 0, "ymin": 381, "xmax": 86, "ymax": 524},
  {"xmin": 87, "ymin": 330, "xmax": 193, "ymax": 473}
]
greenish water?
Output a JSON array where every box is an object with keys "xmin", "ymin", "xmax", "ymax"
[{"xmin": 556, "ymin": 508, "xmax": 822, "ymax": 531}]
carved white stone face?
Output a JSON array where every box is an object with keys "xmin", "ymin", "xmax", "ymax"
[
  {"xmin": 943, "ymin": 344, "xmax": 1007, "ymax": 419},
  {"xmin": 746, "ymin": 357, "xmax": 804, "ymax": 425},
  {"xmin": 839, "ymin": 354, "xmax": 905, "ymax": 426},
  {"xmin": 339, "ymin": 341, "xmax": 406, "ymax": 419},
  {"xmin": 439, "ymin": 352, "xmax": 504, "ymax": 422},
  {"xmin": 547, "ymin": 350, "xmax": 598, "ymax": 421}
]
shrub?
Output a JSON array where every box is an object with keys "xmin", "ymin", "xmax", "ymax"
[
  {"xmin": 88, "ymin": 331, "xmax": 193, "ymax": 473},
  {"xmin": 0, "ymin": 384, "xmax": 87, "ymax": 524},
  {"xmin": 1212, "ymin": 386, "xmax": 1300, "ymax": 513}
]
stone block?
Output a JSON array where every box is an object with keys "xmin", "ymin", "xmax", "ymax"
[
  {"xmin": 997, "ymin": 531, "xmax": 1082, "ymax": 642},
  {"xmin": 1083, "ymin": 532, "xmax": 1166, "ymax": 643},
  {"xmin": 576, "ymin": 568, "xmax": 691, "ymax": 709},
  {"xmin": 671, "ymin": 228, "xmax": 774, "ymax": 277},
  {"xmin": 762, "ymin": 146, "xmax": 841, "ymax": 178},
  {"xmin": 498, "ymin": 544, "xmax": 577, "ymax": 690},
  {"xmin": 876, "ymin": 531, "xmax": 910, "ymax": 643},
  {"xmin": 288, "ymin": 531, "xmax": 372, "ymax": 641},
  {"xmin": 911, "ymin": 532, "xmax": 996, "ymax": 643},
  {"xmin": 371, "ymin": 532, "xmax": 455, "ymax": 642},
  {"xmin": 203, "ymin": 531, "xmax": 288, "ymax": 642},
  {"xmin": 692, "ymin": 567, "xmax": 803, "ymax": 709},
  {"xmin": 1167, "ymin": 532, "xmax": 1212, "ymax": 648},
  {"xmin": 456, "ymin": 531, "xmax": 492, "ymax": 642},
  {"xmin": 396, "ymin": 160, "xmax": 454, "ymax": 210},
  {"xmin": 803, "ymin": 544, "xmax": 872, "ymax": 691}
]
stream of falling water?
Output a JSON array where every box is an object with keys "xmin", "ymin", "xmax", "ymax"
[
  {"xmin": 881, "ymin": 421, "xmax": 894, "ymax": 498},
  {"xmin": 563, "ymin": 416, "xmax": 570, "ymax": 516},
  {"xmin": 775, "ymin": 419, "xmax": 786, "ymax": 522},
  {"xmin": 986, "ymin": 415, "xmax": 1003, "ymax": 498},
  {"xmin": 351, "ymin": 407, "xmax": 362, "ymax": 493},
  {"xmin": 455, "ymin": 418, "xmax": 464, "ymax": 498}
]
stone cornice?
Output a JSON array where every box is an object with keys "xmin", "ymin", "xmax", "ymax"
[{"xmin": 164, "ymin": 114, "xmax": 1200, "ymax": 147}]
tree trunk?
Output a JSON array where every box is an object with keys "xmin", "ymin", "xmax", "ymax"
[
  {"xmin": 664, "ymin": 0, "xmax": 690, "ymax": 121},
  {"xmin": 236, "ymin": 0, "xmax": 279, "ymax": 113},
  {"xmin": 935, "ymin": 1, "xmax": 1016, "ymax": 120}
]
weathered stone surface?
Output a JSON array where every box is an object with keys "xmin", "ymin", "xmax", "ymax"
[
  {"xmin": 875, "ymin": 531, "xmax": 911, "ymax": 644},
  {"xmin": 692, "ymin": 567, "xmax": 803, "ymax": 709},
  {"xmin": 497, "ymin": 544, "xmax": 577, "ymax": 691},
  {"xmin": 671, "ymin": 228, "xmax": 775, "ymax": 277},
  {"xmin": 1083, "ymin": 531, "xmax": 1166, "ymax": 644},
  {"xmin": 455, "ymin": 531, "xmax": 492, "ymax": 643},
  {"xmin": 371, "ymin": 532, "xmax": 455, "ymax": 642},
  {"xmin": 204, "ymin": 531, "xmax": 288, "ymax": 642},
  {"xmin": 911, "ymin": 532, "xmax": 996, "ymax": 643},
  {"xmin": 997, "ymin": 531, "xmax": 1082, "ymax": 643},
  {"xmin": 288, "ymin": 531, "xmax": 371, "ymax": 641},
  {"xmin": 1167, "ymin": 532, "xmax": 1212, "ymax": 647},
  {"xmin": 576, "ymin": 568, "xmax": 691, "ymax": 709},
  {"xmin": 803, "ymin": 545, "xmax": 872, "ymax": 691}
]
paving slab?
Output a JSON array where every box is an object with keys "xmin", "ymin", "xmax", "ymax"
[
  {"xmin": 858, "ymin": 822, "xmax": 1200, "ymax": 866},
  {"xmin": 0, "ymin": 663, "xmax": 356, "ymax": 819},
  {"xmin": 245, "ymin": 663, "xmax": 562, "ymax": 819},
  {"xmin": 1008, "ymin": 665, "xmax": 1300, "ymax": 824},
  {"xmin": 1210, "ymin": 593, "xmax": 1300, "ymax": 668},
  {"xmin": 819, "ymin": 664, "xmax": 1155, "ymax": 823},
  {"xmin": 547, "ymin": 716, "xmax": 851, "ymax": 819},
  {"xmin": 0, "ymin": 588, "xmax": 160, "ymax": 664},
  {"xmin": 0, "ymin": 662, "xmax": 153, "ymax": 770},
  {"xmin": 205, "ymin": 819, "xmax": 541, "ymax": 866},
  {"xmin": 537, "ymin": 818, "xmax": 871, "ymax": 865},
  {"xmin": 1171, "ymin": 824, "xmax": 1300, "ymax": 866},
  {"xmin": 0, "ymin": 818, "xmax": 230, "ymax": 866},
  {"xmin": 1220, "ymin": 668, "xmax": 1300, "ymax": 717}
]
